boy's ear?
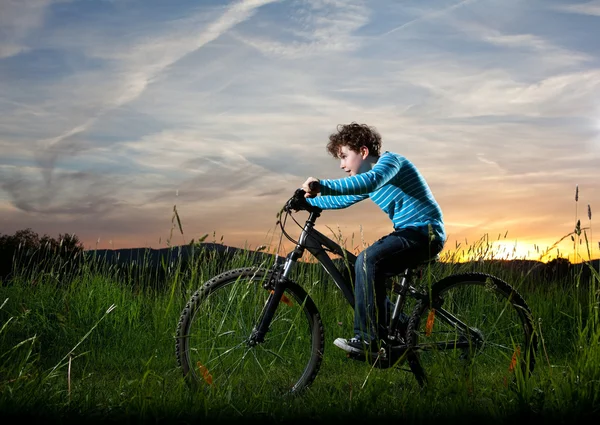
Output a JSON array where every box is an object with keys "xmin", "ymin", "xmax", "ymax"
[{"xmin": 361, "ymin": 146, "xmax": 369, "ymax": 158}]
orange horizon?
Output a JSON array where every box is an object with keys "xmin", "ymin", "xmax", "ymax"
[{"xmin": 79, "ymin": 230, "xmax": 599, "ymax": 265}]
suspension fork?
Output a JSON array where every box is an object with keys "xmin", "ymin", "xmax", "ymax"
[{"xmin": 249, "ymin": 242, "xmax": 306, "ymax": 345}]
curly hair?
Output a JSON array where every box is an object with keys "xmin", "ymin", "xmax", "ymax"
[{"xmin": 326, "ymin": 122, "xmax": 382, "ymax": 158}]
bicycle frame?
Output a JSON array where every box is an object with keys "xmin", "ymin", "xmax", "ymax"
[
  {"xmin": 291, "ymin": 210, "xmax": 358, "ymax": 306},
  {"xmin": 251, "ymin": 209, "xmax": 419, "ymax": 344},
  {"xmin": 251, "ymin": 205, "xmax": 482, "ymax": 352}
]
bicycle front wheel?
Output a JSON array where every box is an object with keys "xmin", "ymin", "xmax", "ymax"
[
  {"xmin": 406, "ymin": 273, "xmax": 537, "ymax": 389},
  {"xmin": 175, "ymin": 267, "xmax": 324, "ymax": 395}
]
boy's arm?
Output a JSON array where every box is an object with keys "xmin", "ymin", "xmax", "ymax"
[
  {"xmin": 320, "ymin": 153, "xmax": 402, "ymax": 196},
  {"xmin": 306, "ymin": 193, "xmax": 368, "ymax": 210}
]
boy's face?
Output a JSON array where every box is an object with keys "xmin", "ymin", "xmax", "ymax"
[{"xmin": 338, "ymin": 145, "xmax": 370, "ymax": 176}]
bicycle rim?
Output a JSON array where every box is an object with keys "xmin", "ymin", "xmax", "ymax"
[
  {"xmin": 177, "ymin": 268, "xmax": 323, "ymax": 395},
  {"xmin": 407, "ymin": 273, "xmax": 536, "ymax": 390}
]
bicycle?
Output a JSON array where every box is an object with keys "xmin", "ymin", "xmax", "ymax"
[{"xmin": 175, "ymin": 187, "xmax": 537, "ymax": 394}]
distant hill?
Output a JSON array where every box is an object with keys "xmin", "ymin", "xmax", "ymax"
[
  {"xmin": 434, "ymin": 257, "xmax": 600, "ymax": 283},
  {"xmin": 85, "ymin": 243, "xmax": 600, "ymax": 283},
  {"xmin": 85, "ymin": 243, "xmax": 276, "ymax": 268}
]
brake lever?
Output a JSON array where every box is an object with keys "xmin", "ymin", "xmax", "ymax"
[
  {"xmin": 283, "ymin": 187, "xmax": 322, "ymax": 214},
  {"xmin": 284, "ymin": 189, "xmax": 307, "ymax": 212}
]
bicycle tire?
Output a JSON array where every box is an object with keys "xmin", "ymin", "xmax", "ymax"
[
  {"xmin": 406, "ymin": 272, "xmax": 537, "ymax": 388},
  {"xmin": 175, "ymin": 267, "xmax": 325, "ymax": 394}
]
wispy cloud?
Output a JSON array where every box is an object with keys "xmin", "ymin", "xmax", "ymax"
[
  {"xmin": 379, "ymin": 0, "xmax": 481, "ymax": 37},
  {"xmin": 556, "ymin": 0, "xmax": 600, "ymax": 16},
  {"xmin": 2, "ymin": 0, "xmax": 280, "ymax": 216},
  {"xmin": 0, "ymin": 0, "xmax": 53, "ymax": 58},
  {"xmin": 1, "ymin": 0, "xmax": 599, "ymax": 258},
  {"xmin": 40, "ymin": 0, "xmax": 280, "ymax": 146},
  {"xmin": 476, "ymin": 153, "xmax": 505, "ymax": 173},
  {"xmin": 233, "ymin": 0, "xmax": 370, "ymax": 57}
]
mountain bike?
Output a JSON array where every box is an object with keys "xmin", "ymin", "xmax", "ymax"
[{"xmin": 175, "ymin": 188, "xmax": 537, "ymax": 394}]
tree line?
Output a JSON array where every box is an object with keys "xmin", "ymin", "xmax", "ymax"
[
  {"xmin": 0, "ymin": 228, "xmax": 84, "ymax": 282},
  {"xmin": 0, "ymin": 228, "xmax": 593, "ymax": 287}
]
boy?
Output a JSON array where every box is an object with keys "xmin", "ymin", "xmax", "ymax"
[{"xmin": 302, "ymin": 122, "xmax": 446, "ymax": 355}]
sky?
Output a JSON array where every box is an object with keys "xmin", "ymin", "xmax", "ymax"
[{"xmin": 1, "ymin": 0, "xmax": 599, "ymax": 263}]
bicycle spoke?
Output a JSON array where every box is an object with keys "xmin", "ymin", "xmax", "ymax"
[
  {"xmin": 176, "ymin": 268, "xmax": 323, "ymax": 395},
  {"xmin": 203, "ymin": 341, "xmax": 247, "ymax": 366},
  {"xmin": 408, "ymin": 274, "xmax": 535, "ymax": 388},
  {"xmin": 212, "ymin": 348, "xmax": 252, "ymax": 388}
]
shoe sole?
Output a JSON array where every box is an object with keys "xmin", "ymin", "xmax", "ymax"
[
  {"xmin": 333, "ymin": 338, "xmax": 385, "ymax": 357},
  {"xmin": 333, "ymin": 338, "xmax": 364, "ymax": 355}
]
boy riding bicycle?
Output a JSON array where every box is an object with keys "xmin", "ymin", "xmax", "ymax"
[{"xmin": 302, "ymin": 122, "xmax": 446, "ymax": 355}]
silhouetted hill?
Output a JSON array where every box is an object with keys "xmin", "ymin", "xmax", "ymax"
[
  {"xmin": 81, "ymin": 243, "xmax": 278, "ymax": 290},
  {"xmin": 85, "ymin": 242, "xmax": 275, "ymax": 266},
  {"xmin": 436, "ymin": 258, "xmax": 600, "ymax": 283},
  {"xmin": 4, "ymin": 238, "xmax": 597, "ymax": 287},
  {"xmin": 85, "ymin": 243, "xmax": 600, "ymax": 284}
]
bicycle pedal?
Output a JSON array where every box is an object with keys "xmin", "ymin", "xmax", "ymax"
[{"xmin": 346, "ymin": 348, "xmax": 387, "ymax": 361}]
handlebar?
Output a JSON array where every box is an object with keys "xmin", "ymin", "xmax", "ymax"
[
  {"xmin": 277, "ymin": 183, "xmax": 323, "ymax": 249},
  {"xmin": 307, "ymin": 180, "xmax": 320, "ymax": 193},
  {"xmin": 283, "ymin": 188, "xmax": 323, "ymax": 214}
]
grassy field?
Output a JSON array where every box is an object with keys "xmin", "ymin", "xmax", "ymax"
[{"xmin": 0, "ymin": 239, "xmax": 599, "ymax": 425}]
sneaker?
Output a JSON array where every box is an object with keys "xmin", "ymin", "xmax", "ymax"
[{"xmin": 333, "ymin": 335, "xmax": 384, "ymax": 355}]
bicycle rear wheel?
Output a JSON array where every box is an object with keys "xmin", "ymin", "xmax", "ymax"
[
  {"xmin": 175, "ymin": 267, "xmax": 324, "ymax": 395},
  {"xmin": 406, "ymin": 273, "xmax": 537, "ymax": 389}
]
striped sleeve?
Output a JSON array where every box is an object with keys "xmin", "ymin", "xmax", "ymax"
[
  {"xmin": 306, "ymin": 193, "xmax": 368, "ymax": 210},
  {"xmin": 320, "ymin": 153, "xmax": 402, "ymax": 196}
]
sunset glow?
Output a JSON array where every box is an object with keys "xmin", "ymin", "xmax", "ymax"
[{"xmin": 0, "ymin": 1, "xmax": 599, "ymax": 264}]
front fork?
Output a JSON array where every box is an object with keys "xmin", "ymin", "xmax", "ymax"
[{"xmin": 248, "ymin": 244, "xmax": 305, "ymax": 345}]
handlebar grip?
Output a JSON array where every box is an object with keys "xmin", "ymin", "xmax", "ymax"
[
  {"xmin": 308, "ymin": 180, "xmax": 320, "ymax": 192},
  {"xmin": 285, "ymin": 187, "xmax": 322, "ymax": 214}
]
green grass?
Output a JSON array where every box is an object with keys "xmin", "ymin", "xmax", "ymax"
[{"xmin": 1, "ymin": 241, "xmax": 599, "ymax": 425}]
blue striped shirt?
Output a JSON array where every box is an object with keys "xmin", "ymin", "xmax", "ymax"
[{"xmin": 306, "ymin": 151, "xmax": 446, "ymax": 242}]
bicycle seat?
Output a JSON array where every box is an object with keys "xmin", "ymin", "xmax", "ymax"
[
  {"xmin": 407, "ymin": 254, "xmax": 440, "ymax": 271},
  {"xmin": 418, "ymin": 254, "xmax": 440, "ymax": 266},
  {"xmin": 384, "ymin": 254, "xmax": 440, "ymax": 280}
]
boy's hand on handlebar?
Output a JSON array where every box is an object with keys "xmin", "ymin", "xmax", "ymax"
[{"xmin": 302, "ymin": 177, "xmax": 320, "ymax": 198}]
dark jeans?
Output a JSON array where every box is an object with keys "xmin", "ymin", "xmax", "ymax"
[{"xmin": 353, "ymin": 228, "xmax": 444, "ymax": 341}]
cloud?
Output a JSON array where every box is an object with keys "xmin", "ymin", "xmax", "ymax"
[
  {"xmin": 476, "ymin": 153, "xmax": 505, "ymax": 173},
  {"xmin": 379, "ymin": 0, "xmax": 481, "ymax": 37},
  {"xmin": 39, "ymin": 0, "xmax": 280, "ymax": 146},
  {"xmin": 556, "ymin": 0, "xmax": 600, "ymax": 16},
  {"xmin": 3, "ymin": 0, "xmax": 280, "ymax": 215},
  {"xmin": 0, "ymin": 0, "xmax": 52, "ymax": 58},
  {"xmin": 113, "ymin": 128, "xmax": 301, "ymax": 205},
  {"xmin": 481, "ymin": 33, "xmax": 591, "ymax": 67},
  {"xmin": 0, "ymin": 164, "xmax": 124, "ymax": 215},
  {"xmin": 394, "ymin": 63, "xmax": 600, "ymax": 121},
  {"xmin": 232, "ymin": 0, "xmax": 370, "ymax": 57},
  {"xmin": 1, "ymin": 0, "xmax": 599, "ymax": 255}
]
